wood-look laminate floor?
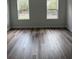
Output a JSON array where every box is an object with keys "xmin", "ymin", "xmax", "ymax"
[{"xmin": 7, "ymin": 29, "xmax": 72, "ymax": 59}]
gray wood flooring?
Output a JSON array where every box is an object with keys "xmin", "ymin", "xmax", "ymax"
[{"xmin": 7, "ymin": 29, "xmax": 72, "ymax": 59}]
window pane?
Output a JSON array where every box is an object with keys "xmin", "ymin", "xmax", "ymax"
[
  {"xmin": 17, "ymin": 0, "xmax": 29, "ymax": 20},
  {"xmin": 47, "ymin": 0, "xmax": 58, "ymax": 19}
]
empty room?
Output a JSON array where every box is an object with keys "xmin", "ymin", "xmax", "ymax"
[{"xmin": 7, "ymin": 0, "xmax": 72, "ymax": 59}]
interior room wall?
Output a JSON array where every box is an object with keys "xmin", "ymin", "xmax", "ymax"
[
  {"xmin": 67, "ymin": 0, "xmax": 72, "ymax": 32},
  {"xmin": 9, "ymin": 0, "xmax": 67, "ymax": 28},
  {"xmin": 7, "ymin": 0, "xmax": 10, "ymax": 31}
]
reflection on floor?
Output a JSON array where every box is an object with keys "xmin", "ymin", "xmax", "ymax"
[{"xmin": 7, "ymin": 29, "xmax": 72, "ymax": 59}]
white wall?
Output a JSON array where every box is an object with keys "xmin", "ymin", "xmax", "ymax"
[{"xmin": 67, "ymin": 0, "xmax": 72, "ymax": 32}]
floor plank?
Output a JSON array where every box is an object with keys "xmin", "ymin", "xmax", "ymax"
[{"xmin": 7, "ymin": 29, "xmax": 72, "ymax": 59}]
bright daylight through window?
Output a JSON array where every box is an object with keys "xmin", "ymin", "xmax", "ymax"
[
  {"xmin": 17, "ymin": 0, "xmax": 29, "ymax": 20},
  {"xmin": 47, "ymin": 0, "xmax": 58, "ymax": 19}
]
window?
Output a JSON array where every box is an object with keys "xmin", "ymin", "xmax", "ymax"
[
  {"xmin": 17, "ymin": 0, "xmax": 29, "ymax": 20},
  {"xmin": 47, "ymin": 0, "xmax": 58, "ymax": 19}
]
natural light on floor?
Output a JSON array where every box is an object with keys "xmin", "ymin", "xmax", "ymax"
[
  {"xmin": 47, "ymin": 0, "xmax": 58, "ymax": 19},
  {"xmin": 17, "ymin": 0, "xmax": 29, "ymax": 20}
]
